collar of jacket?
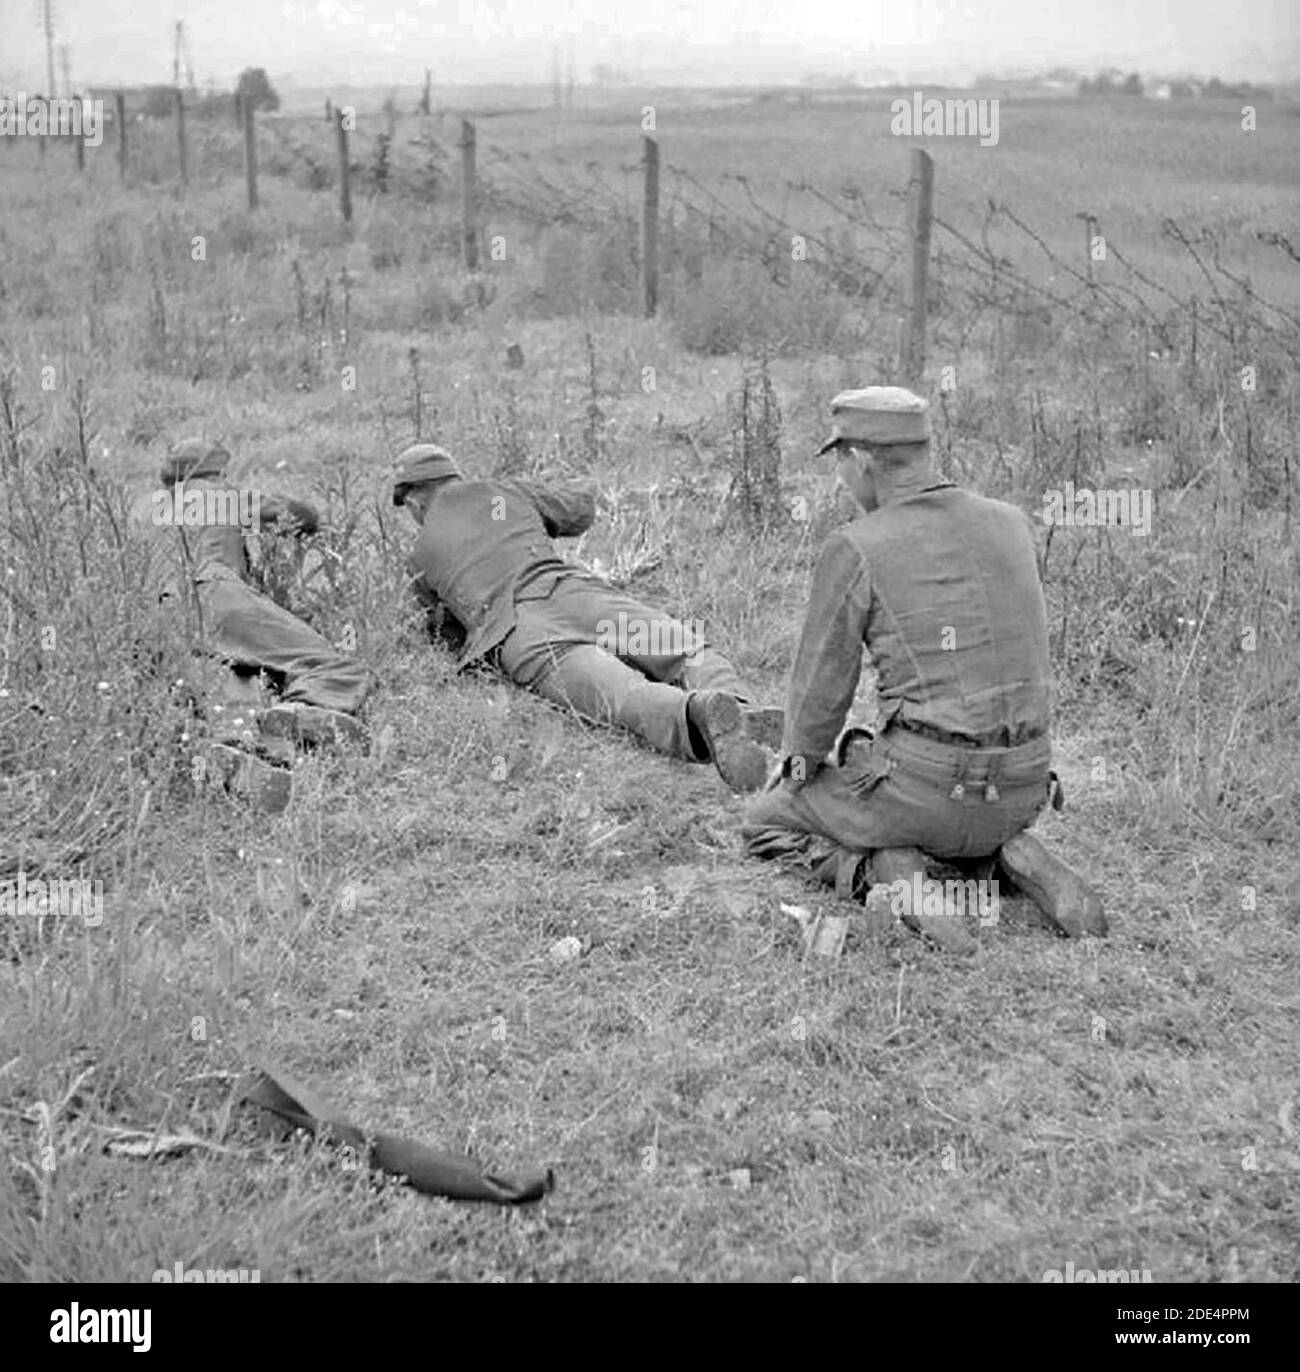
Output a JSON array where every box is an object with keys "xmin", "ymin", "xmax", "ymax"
[{"xmin": 872, "ymin": 466, "xmax": 955, "ymax": 506}]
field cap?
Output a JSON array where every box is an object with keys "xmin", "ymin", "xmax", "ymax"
[
  {"xmin": 159, "ymin": 438, "xmax": 231, "ymax": 485},
  {"xmin": 816, "ymin": 387, "xmax": 931, "ymax": 455},
  {"xmin": 392, "ymin": 443, "xmax": 460, "ymax": 505}
]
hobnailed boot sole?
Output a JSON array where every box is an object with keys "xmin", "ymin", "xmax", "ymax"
[
  {"xmin": 692, "ymin": 692, "xmax": 772, "ymax": 793},
  {"xmin": 206, "ymin": 743, "xmax": 293, "ymax": 814},
  {"xmin": 870, "ymin": 847, "xmax": 979, "ymax": 956},
  {"xmin": 997, "ymin": 831, "xmax": 1108, "ymax": 937}
]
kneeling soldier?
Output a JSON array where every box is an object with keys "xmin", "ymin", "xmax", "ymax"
[
  {"xmin": 741, "ymin": 388, "xmax": 1106, "ymax": 948},
  {"xmin": 392, "ymin": 444, "xmax": 781, "ymax": 791}
]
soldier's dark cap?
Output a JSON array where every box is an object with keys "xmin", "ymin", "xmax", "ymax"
[
  {"xmin": 816, "ymin": 387, "xmax": 931, "ymax": 455},
  {"xmin": 392, "ymin": 444, "xmax": 460, "ymax": 505},
  {"xmin": 159, "ymin": 439, "xmax": 231, "ymax": 485}
]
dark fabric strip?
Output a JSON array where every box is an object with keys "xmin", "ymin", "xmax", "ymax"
[{"xmin": 239, "ymin": 1064, "xmax": 554, "ymax": 1206}]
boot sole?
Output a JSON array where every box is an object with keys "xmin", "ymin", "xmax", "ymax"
[
  {"xmin": 695, "ymin": 693, "xmax": 772, "ymax": 793},
  {"xmin": 207, "ymin": 743, "xmax": 293, "ymax": 814},
  {"xmin": 997, "ymin": 831, "xmax": 1108, "ymax": 937},
  {"xmin": 870, "ymin": 847, "xmax": 979, "ymax": 955}
]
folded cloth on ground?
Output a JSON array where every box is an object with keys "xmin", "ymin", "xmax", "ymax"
[{"xmin": 239, "ymin": 1062, "xmax": 554, "ymax": 1205}]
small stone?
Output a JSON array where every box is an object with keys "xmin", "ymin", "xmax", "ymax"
[
  {"xmin": 549, "ymin": 935, "xmax": 584, "ymax": 964},
  {"xmin": 727, "ymin": 1167, "xmax": 752, "ymax": 1191}
]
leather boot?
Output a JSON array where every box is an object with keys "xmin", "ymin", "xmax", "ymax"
[
  {"xmin": 997, "ymin": 831, "xmax": 1108, "ymax": 937},
  {"xmin": 870, "ymin": 847, "xmax": 978, "ymax": 955},
  {"xmin": 687, "ymin": 691, "xmax": 772, "ymax": 793},
  {"xmin": 206, "ymin": 742, "xmax": 293, "ymax": 814}
]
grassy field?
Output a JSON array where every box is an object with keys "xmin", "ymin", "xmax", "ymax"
[{"xmin": 1, "ymin": 90, "xmax": 1299, "ymax": 1283}]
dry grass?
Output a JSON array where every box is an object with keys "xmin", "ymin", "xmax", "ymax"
[{"xmin": 1, "ymin": 97, "xmax": 1298, "ymax": 1284}]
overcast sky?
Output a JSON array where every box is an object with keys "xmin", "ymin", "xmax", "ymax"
[{"xmin": 1, "ymin": 0, "xmax": 1295, "ymax": 90}]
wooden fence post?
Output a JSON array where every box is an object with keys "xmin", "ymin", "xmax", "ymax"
[
  {"xmin": 242, "ymin": 98, "xmax": 258, "ymax": 210},
  {"xmin": 641, "ymin": 135, "xmax": 660, "ymax": 317},
  {"xmin": 899, "ymin": 148, "xmax": 934, "ymax": 388},
  {"xmin": 116, "ymin": 92, "xmax": 127, "ymax": 180},
  {"xmin": 336, "ymin": 107, "xmax": 352, "ymax": 223},
  {"xmin": 175, "ymin": 87, "xmax": 187, "ymax": 186},
  {"xmin": 460, "ymin": 119, "xmax": 478, "ymax": 270}
]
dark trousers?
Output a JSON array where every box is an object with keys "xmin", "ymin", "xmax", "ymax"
[
  {"xmin": 197, "ymin": 576, "xmax": 370, "ymax": 714},
  {"xmin": 742, "ymin": 726, "xmax": 1051, "ymax": 886},
  {"xmin": 496, "ymin": 587, "xmax": 749, "ymax": 759}
]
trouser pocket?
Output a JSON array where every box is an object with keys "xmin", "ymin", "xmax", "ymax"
[{"xmin": 839, "ymin": 732, "xmax": 894, "ymax": 800}]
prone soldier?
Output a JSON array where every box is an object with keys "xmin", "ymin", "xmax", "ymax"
[
  {"xmin": 156, "ymin": 438, "xmax": 371, "ymax": 810},
  {"xmin": 392, "ymin": 444, "xmax": 782, "ymax": 790}
]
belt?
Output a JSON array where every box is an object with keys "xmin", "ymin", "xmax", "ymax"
[{"xmin": 894, "ymin": 718, "xmax": 1048, "ymax": 750}]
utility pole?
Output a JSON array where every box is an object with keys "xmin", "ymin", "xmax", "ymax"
[
  {"xmin": 41, "ymin": 0, "xmax": 58, "ymax": 98},
  {"xmin": 173, "ymin": 20, "xmax": 197, "ymax": 95}
]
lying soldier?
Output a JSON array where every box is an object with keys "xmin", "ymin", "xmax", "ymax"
[
  {"xmin": 392, "ymin": 444, "xmax": 780, "ymax": 790},
  {"xmin": 156, "ymin": 438, "xmax": 371, "ymax": 809},
  {"xmin": 741, "ymin": 387, "xmax": 1106, "ymax": 948}
]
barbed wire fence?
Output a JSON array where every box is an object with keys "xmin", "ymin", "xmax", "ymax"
[{"xmin": 7, "ymin": 92, "xmax": 1300, "ymax": 378}]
